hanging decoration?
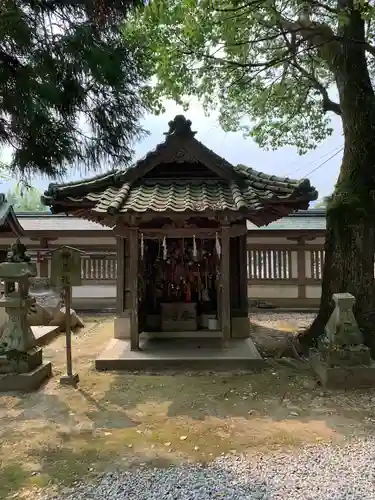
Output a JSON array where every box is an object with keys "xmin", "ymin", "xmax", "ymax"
[
  {"xmin": 140, "ymin": 233, "xmax": 144, "ymax": 260},
  {"xmin": 140, "ymin": 236, "xmax": 222, "ymax": 330},
  {"xmin": 215, "ymin": 232, "xmax": 221, "ymax": 259},
  {"xmin": 193, "ymin": 234, "xmax": 197, "ymax": 260},
  {"xmin": 162, "ymin": 236, "xmax": 167, "ymax": 260}
]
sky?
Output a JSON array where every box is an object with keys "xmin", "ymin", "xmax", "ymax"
[{"xmin": 0, "ymin": 98, "xmax": 343, "ymax": 204}]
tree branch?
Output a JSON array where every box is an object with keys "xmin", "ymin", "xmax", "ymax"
[
  {"xmin": 364, "ymin": 42, "xmax": 375, "ymax": 57},
  {"xmin": 211, "ymin": 0, "xmax": 265, "ymax": 12},
  {"xmin": 307, "ymin": 0, "xmax": 338, "ymax": 15},
  {"xmin": 278, "ymin": 25, "xmax": 342, "ymax": 115},
  {"xmin": 291, "ymin": 60, "xmax": 342, "ymax": 115},
  {"xmin": 0, "ymin": 50, "xmax": 23, "ymax": 71}
]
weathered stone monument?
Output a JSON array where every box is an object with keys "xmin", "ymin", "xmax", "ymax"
[
  {"xmin": 0, "ymin": 240, "xmax": 52, "ymax": 391},
  {"xmin": 311, "ymin": 292, "xmax": 375, "ymax": 388}
]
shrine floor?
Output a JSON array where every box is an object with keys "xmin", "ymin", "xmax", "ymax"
[{"xmin": 95, "ymin": 336, "xmax": 265, "ymax": 372}]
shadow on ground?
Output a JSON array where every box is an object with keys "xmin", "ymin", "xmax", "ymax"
[{"xmin": 1, "ymin": 316, "xmax": 375, "ymax": 499}]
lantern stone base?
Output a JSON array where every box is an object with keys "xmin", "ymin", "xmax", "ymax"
[
  {"xmin": 0, "ymin": 347, "xmax": 52, "ymax": 392},
  {"xmin": 310, "ymin": 348, "xmax": 375, "ymax": 389},
  {"xmin": 0, "ymin": 347, "xmax": 44, "ymax": 374},
  {"xmin": 0, "ymin": 362, "xmax": 52, "ymax": 392}
]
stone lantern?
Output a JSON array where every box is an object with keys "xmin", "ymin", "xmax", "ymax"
[{"xmin": 0, "ymin": 240, "xmax": 52, "ymax": 391}]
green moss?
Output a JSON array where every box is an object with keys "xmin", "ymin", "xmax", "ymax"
[
  {"xmin": 0, "ymin": 463, "xmax": 29, "ymax": 499},
  {"xmin": 326, "ymin": 186, "xmax": 375, "ymax": 221}
]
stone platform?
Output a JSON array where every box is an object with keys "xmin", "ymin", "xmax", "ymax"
[
  {"xmin": 0, "ymin": 362, "xmax": 52, "ymax": 392},
  {"xmin": 96, "ymin": 336, "xmax": 265, "ymax": 372},
  {"xmin": 311, "ymin": 349, "xmax": 375, "ymax": 389},
  {"xmin": 310, "ymin": 292, "xmax": 375, "ymax": 389},
  {"xmin": 0, "ymin": 327, "xmax": 58, "ymax": 392}
]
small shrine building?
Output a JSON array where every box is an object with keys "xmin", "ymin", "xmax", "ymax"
[
  {"xmin": 0, "ymin": 194, "xmax": 25, "ymax": 261},
  {"xmin": 42, "ymin": 115, "xmax": 317, "ymax": 367}
]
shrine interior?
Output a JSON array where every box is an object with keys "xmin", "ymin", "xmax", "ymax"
[{"xmin": 138, "ymin": 236, "xmax": 221, "ymax": 332}]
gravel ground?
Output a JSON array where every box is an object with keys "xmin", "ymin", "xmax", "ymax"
[{"xmin": 37, "ymin": 438, "xmax": 375, "ymax": 500}]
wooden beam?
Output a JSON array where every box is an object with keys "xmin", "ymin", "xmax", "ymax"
[
  {"xmin": 39, "ymin": 238, "xmax": 49, "ymax": 277},
  {"xmin": 247, "ymin": 243, "xmax": 324, "ymax": 251},
  {"xmin": 126, "ymin": 228, "xmax": 220, "ymax": 238},
  {"xmin": 128, "ymin": 228, "xmax": 139, "ymax": 350},
  {"xmin": 247, "ymin": 230, "xmax": 325, "ymax": 238},
  {"xmin": 230, "ymin": 224, "xmax": 248, "ymax": 237},
  {"xmin": 221, "ymin": 225, "xmax": 231, "ymax": 345},
  {"xmin": 238, "ymin": 234, "xmax": 248, "ymax": 313},
  {"xmin": 297, "ymin": 247, "xmax": 306, "ymax": 300},
  {"xmin": 117, "ymin": 226, "xmax": 246, "ymax": 239},
  {"xmin": 116, "ymin": 236, "xmax": 125, "ymax": 315}
]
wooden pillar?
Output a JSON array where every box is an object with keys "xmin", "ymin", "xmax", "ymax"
[
  {"xmin": 238, "ymin": 234, "xmax": 248, "ymax": 314},
  {"xmin": 128, "ymin": 228, "xmax": 139, "ymax": 350},
  {"xmin": 39, "ymin": 238, "xmax": 49, "ymax": 278},
  {"xmin": 221, "ymin": 225, "xmax": 231, "ymax": 344},
  {"xmin": 297, "ymin": 240, "xmax": 307, "ymax": 300},
  {"xmin": 229, "ymin": 237, "xmax": 240, "ymax": 310},
  {"xmin": 116, "ymin": 236, "xmax": 125, "ymax": 315}
]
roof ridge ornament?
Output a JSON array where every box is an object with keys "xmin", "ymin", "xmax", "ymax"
[{"xmin": 164, "ymin": 115, "xmax": 197, "ymax": 139}]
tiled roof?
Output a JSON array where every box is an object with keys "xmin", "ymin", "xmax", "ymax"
[
  {"xmin": 0, "ymin": 194, "xmax": 25, "ymax": 236},
  {"xmin": 12, "ymin": 209, "xmax": 326, "ymax": 233},
  {"xmin": 42, "ymin": 116, "xmax": 318, "ymax": 224},
  {"xmin": 93, "ymin": 180, "xmax": 242, "ymax": 213},
  {"xmin": 18, "ymin": 215, "xmax": 109, "ymax": 232},
  {"xmin": 247, "ymin": 209, "xmax": 326, "ymax": 231}
]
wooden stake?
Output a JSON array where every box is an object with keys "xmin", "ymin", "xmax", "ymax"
[
  {"xmin": 60, "ymin": 284, "xmax": 79, "ymax": 386},
  {"xmin": 65, "ymin": 285, "xmax": 72, "ymax": 376}
]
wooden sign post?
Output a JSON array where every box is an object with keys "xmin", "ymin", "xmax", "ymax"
[{"xmin": 49, "ymin": 246, "xmax": 86, "ymax": 387}]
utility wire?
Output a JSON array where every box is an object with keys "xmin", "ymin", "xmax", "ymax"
[
  {"xmin": 302, "ymin": 147, "xmax": 343, "ymax": 178},
  {"xmin": 285, "ymin": 146, "xmax": 342, "ymax": 177}
]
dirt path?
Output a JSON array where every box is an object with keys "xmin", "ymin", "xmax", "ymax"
[{"xmin": 1, "ymin": 317, "xmax": 375, "ymax": 499}]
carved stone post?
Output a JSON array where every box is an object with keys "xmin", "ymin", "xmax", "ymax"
[{"xmin": 311, "ymin": 292, "xmax": 375, "ymax": 388}]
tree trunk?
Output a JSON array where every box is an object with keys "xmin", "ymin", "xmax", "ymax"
[
  {"xmin": 299, "ymin": 2, "xmax": 375, "ymax": 351},
  {"xmin": 299, "ymin": 208, "xmax": 375, "ymax": 350}
]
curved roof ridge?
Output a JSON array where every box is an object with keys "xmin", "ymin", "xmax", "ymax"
[{"xmin": 0, "ymin": 194, "xmax": 25, "ymax": 236}]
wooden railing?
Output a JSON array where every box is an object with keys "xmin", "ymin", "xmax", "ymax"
[
  {"xmin": 248, "ymin": 248, "xmax": 292, "ymax": 280},
  {"xmin": 247, "ymin": 245, "xmax": 325, "ymax": 308},
  {"xmin": 80, "ymin": 254, "xmax": 117, "ymax": 281},
  {"xmin": 3, "ymin": 242, "xmax": 328, "ymax": 309},
  {"xmin": 26, "ymin": 251, "xmax": 118, "ymax": 283},
  {"xmin": 310, "ymin": 249, "xmax": 325, "ymax": 280}
]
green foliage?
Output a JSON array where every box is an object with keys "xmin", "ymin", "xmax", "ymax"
[
  {"xmin": 7, "ymin": 184, "xmax": 49, "ymax": 212},
  {"xmin": 0, "ymin": 0, "xmax": 148, "ymax": 180},
  {"xmin": 125, "ymin": 0, "xmax": 375, "ymax": 153}
]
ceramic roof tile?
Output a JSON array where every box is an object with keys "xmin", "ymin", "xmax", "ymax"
[
  {"xmin": 93, "ymin": 180, "xmax": 241, "ymax": 213},
  {"xmin": 42, "ymin": 115, "xmax": 318, "ymax": 222},
  {"xmin": 0, "ymin": 193, "xmax": 25, "ymax": 236}
]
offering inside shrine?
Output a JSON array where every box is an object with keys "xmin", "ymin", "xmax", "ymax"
[{"xmin": 139, "ymin": 236, "xmax": 220, "ymax": 331}]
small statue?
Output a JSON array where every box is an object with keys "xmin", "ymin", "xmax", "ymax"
[
  {"xmin": 164, "ymin": 115, "xmax": 196, "ymax": 138},
  {"xmin": 6, "ymin": 239, "xmax": 31, "ymax": 263}
]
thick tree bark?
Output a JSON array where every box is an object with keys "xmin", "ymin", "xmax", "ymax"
[
  {"xmin": 299, "ymin": 211, "xmax": 375, "ymax": 349},
  {"xmin": 299, "ymin": 2, "xmax": 375, "ymax": 352}
]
